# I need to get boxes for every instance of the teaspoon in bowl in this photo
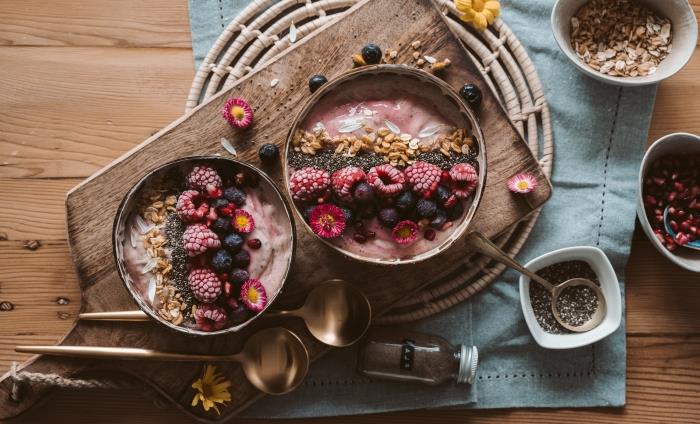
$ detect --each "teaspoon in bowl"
[465,232,606,332]
[16,327,308,395]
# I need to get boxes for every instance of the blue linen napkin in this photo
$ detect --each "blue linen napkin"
[187,0,655,417]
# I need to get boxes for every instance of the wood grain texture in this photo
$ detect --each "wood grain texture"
[1,0,700,422]
[0,0,191,47]
[0,0,551,420]
[0,46,194,179]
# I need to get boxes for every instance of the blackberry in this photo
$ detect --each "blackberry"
[230,268,249,285]
[223,186,247,206]
[459,84,482,109]
[223,233,244,253]
[361,43,382,64]
[416,199,438,219]
[378,208,399,228]
[258,143,279,163]
[353,182,375,204]
[395,191,415,211]
[446,201,465,221]
[211,250,233,274]
[212,217,232,235]
[308,74,328,93]
[232,250,251,268]
[429,209,447,229]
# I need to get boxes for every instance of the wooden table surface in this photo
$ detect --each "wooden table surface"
[0,1,698,423]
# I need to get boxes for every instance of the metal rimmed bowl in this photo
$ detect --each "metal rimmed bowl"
[284,65,487,265]
[113,156,297,336]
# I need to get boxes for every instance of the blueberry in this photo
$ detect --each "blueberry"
[429,209,447,229]
[459,84,482,108]
[446,201,465,221]
[232,250,251,268]
[229,302,253,324]
[212,198,229,210]
[340,207,354,223]
[361,43,382,64]
[258,143,279,163]
[230,268,250,285]
[434,185,451,207]
[223,233,244,253]
[308,74,328,93]
[357,205,377,219]
[378,208,399,228]
[395,191,415,211]
[302,204,316,222]
[416,199,438,219]
[211,250,233,274]
[212,217,232,235]
[353,182,375,204]
[223,186,246,206]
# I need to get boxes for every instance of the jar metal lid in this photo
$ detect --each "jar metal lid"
[457,345,478,384]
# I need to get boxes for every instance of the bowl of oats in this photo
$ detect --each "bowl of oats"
[551,0,697,86]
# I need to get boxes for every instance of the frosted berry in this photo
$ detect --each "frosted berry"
[176,190,210,223]
[183,224,221,257]
[188,268,222,303]
[395,191,416,211]
[331,166,366,203]
[405,161,442,199]
[367,164,405,197]
[378,207,400,228]
[222,233,244,253]
[230,268,249,285]
[211,250,233,274]
[416,199,438,219]
[449,163,478,198]
[186,165,223,198]
[194,304,227,332]
[211,217,231,235]
[223,186,246,206]
[289,167,331,202]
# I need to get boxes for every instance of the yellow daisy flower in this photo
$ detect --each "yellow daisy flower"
[455,0,501,31]
[191,365,232,415]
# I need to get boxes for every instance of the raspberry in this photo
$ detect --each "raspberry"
[188,268,222,303]
[331,166,366,203]
[367,164,405,197]
[183,223,221,257]
[289,167,331,202]
[405,161,442,199]
[187,165,223,198]
[449,163,478,198]
[194,304,227,332]
[176,190,210,223]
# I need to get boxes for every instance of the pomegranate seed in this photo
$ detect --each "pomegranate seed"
[364,231,376,239]
[247,238,262,249]
[353,233,367,243]
[424,229,436,241]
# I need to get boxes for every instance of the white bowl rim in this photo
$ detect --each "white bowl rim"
[636,132,700,273]
[519,245,622,349]
[550,0,698,87]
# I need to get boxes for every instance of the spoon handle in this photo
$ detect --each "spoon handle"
[15,345,236,362]
[79,310,149,321]
[465,232,555,291]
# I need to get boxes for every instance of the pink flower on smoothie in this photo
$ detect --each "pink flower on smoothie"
[391,220,419,245]
[240,279,267,312]
[506,173,538,194]
[222,98,253,129]
[232,210,255,233]
[309,204,346,239]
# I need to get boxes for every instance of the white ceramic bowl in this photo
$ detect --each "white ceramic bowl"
[636,132,700,272]
[551,0,697,86]
[519,246,622,349]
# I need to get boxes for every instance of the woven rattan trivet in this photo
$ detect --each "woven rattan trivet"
[185,0,554,323]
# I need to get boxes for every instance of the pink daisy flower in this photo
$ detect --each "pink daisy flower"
[222,98,253,129]
[232,209,255,233]
[506,173,538,194]
[309,204,346,239]
[240,279,267,312]
[392,220,419,245]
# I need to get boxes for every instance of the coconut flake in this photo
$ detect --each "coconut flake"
[141,258,157,275]
[220,137,237,156]
[423,55,437,64]
[418,124,443,138]
[313,121,325,132]
[129,227,139,248]
[270,78,279,87]
[384,119,401,134]
[147,277,157,303]
[338,121,364,133]
[289,21,297,43]
[134,215,154,234]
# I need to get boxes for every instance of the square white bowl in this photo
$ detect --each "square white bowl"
[519,246,622,349]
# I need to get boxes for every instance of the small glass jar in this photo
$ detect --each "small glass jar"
[357,329,478,385]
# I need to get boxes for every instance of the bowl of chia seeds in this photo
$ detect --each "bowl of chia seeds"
[519,246,622,349]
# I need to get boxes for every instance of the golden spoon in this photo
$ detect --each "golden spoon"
[80,279,372,347]
[15,327,308,395]
[465,232,606,332]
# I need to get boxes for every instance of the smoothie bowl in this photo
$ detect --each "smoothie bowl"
[113,157,296,336]
[285,65,486,265]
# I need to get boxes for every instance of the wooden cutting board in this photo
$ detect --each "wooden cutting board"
[0,0,551,421]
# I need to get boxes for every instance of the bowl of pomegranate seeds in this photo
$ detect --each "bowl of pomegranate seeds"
[113,157,296,335]
[638,132,700,272]
[284,65,486,265]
